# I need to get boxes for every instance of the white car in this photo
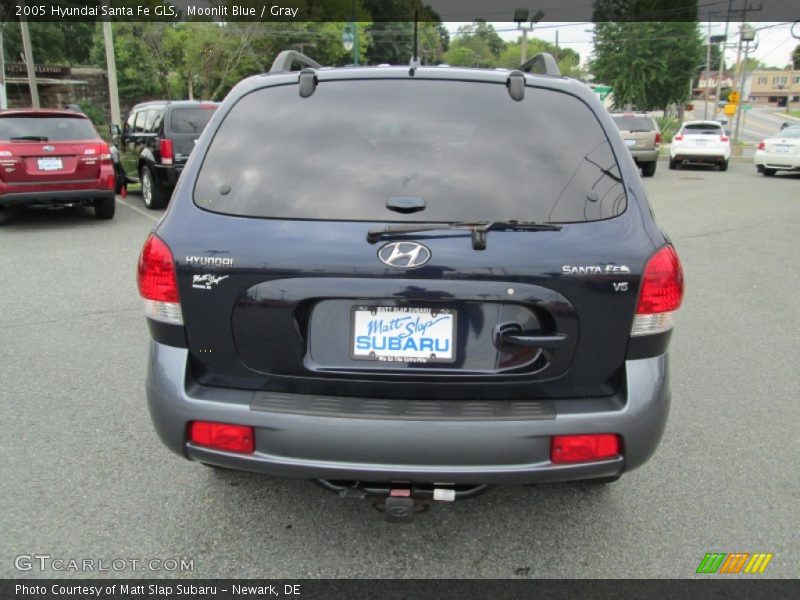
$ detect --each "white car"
[754,126,800,176]
[669,120,731,171]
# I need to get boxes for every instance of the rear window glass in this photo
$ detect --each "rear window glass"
[0,116,97,141]
[170,108,215,134]
[194,81,626,223]
[776,128,800,138]
[611,115,655,132]
[683,123,724,134]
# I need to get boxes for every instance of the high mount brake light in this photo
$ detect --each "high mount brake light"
[631,245,684,336]
[137,234,183,325]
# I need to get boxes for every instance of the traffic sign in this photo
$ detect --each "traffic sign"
[743,104,752,112]
[723,104,736,116]
[728,91,740,104]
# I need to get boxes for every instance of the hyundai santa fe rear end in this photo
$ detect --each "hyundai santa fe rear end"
[139,53,684,511]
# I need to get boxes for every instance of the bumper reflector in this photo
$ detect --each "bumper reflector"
[551,434,621,464]
[189,421,255,454]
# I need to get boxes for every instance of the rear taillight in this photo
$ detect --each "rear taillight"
[654,132,661,145]
[720,135,729,142]
[551,434,621,464]
[99,142,112,161]
[673,134,683,141]
[190,421,255,454]
[137,234,183,325]
[160,139,174,165]
[632,245,684,336]
[757,141,765,151]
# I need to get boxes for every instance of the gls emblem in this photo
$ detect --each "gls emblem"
[378,242,432,269]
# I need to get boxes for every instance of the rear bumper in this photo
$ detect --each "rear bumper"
[151,164,183,192]
[0,188,115,208]
[670,147,729,163]
[146,342,671,485]
[630,149,659,163]
[753,150,800,171]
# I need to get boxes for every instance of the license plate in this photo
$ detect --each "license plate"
[351,306,456,363]
[37,157,63,171]
[695,140,707,147]
[625,139,637,147]
[775,145,789,153]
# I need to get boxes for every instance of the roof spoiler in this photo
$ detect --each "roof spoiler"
[519,53,561,77]
[269,50,321,73]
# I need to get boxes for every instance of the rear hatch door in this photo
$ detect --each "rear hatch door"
[166,76,656,400]
[165,105,217,165]
[0,114,102,186]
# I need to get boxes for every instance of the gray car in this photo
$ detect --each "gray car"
[610,112,661,177]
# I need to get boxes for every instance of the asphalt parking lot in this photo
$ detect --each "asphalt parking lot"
[1,161,798,579]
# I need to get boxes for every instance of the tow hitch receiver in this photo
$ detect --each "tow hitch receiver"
[314,480,489,522]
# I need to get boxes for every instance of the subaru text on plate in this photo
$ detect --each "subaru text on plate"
[138,50,684,518]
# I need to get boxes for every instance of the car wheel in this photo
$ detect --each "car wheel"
[641,161,657,177]
[141,166,168,210]
[94,196,116,220]
[762,168,776,176]
[719,159,729,172]
[669,159,677,170]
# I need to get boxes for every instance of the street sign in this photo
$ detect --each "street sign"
[743,104,752,112]
[728,91,740,104]
[723,104,736,116]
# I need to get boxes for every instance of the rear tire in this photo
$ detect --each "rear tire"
[762,168,776,176]
[141,166,168,210]
[641,161,657,177]
[669,159,677,170]
[94,196,116,220]
[719,159,729,172]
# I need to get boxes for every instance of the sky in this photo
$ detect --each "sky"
[448,21,800,69]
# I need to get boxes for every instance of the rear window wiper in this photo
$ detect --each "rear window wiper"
[10,136,49,141]
[366,220,562,250]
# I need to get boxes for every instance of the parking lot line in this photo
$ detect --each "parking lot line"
[118,196,159,222]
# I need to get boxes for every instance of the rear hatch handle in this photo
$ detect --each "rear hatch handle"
[494,323,568,349]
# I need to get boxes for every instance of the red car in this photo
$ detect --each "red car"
[0,109,116,219]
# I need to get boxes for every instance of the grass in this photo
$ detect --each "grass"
[786,109,800,119]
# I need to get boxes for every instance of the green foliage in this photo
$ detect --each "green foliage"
[655,114,680,143]
[590,22,704,111]
[443,21,504,68]
[2,22,96,66]
[793,44,800,70]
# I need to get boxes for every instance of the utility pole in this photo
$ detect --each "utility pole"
[0,20,7,110]
[514,10,544,65]
[19,4,39,108]
[713,0,735,119]
[102,5,121,130]
[734,25,755,143]
[704,22,711,119]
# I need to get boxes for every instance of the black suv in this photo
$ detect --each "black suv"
[119,100,217,209]
[138,51,683,517]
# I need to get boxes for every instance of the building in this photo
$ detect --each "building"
[694,71,735,98]
[748,69,800,107]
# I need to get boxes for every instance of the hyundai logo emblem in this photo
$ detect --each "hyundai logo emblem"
[378,241,431,269]
[43,145,55,153]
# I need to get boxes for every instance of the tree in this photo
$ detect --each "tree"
[590,21,704,111]
[793,44,800,69]
[2,22,96,66]
[444,21,505,68]
[497,37,584,78]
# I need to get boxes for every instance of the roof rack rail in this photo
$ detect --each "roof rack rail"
[269,50,321,74]
[519,53,561,77]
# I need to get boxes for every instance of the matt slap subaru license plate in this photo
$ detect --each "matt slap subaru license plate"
[37,157,63,171]
[352,306,456,363]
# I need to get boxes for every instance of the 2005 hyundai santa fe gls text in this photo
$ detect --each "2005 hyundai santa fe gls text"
[138,51,684,516]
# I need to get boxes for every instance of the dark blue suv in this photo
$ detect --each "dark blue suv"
[137,51,683,513]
